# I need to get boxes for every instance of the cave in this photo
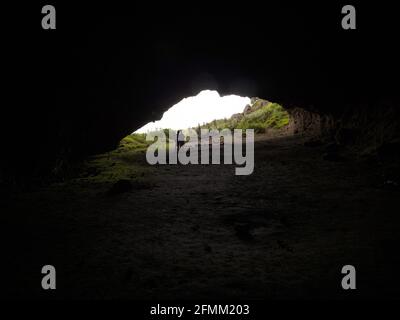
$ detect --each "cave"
[1,3,400,303]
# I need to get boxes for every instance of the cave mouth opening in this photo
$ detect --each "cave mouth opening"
[134,90,251,133]
[133,89,290,135]
[118,90,290,153]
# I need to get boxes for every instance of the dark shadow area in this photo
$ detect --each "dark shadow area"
[1,3,400,300]
[2,133,400,299]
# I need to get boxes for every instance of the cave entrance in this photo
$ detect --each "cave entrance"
[134,90,251,133]
[133,89,289,134]
[133,90,289,134]
[119,90,290,153]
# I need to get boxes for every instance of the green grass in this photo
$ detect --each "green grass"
[71,132,155,185]
[119,133,151,151]
[119,129,178,154]
[74,145,152,186]
[199,102,289,133]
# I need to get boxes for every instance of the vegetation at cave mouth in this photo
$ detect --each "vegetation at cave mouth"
[121,98,290,152]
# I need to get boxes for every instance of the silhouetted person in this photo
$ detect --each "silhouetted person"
[176,130,185,151]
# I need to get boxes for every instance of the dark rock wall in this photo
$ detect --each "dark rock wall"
[285,108,334,137]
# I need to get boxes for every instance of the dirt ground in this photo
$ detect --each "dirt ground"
[2,134,400,299]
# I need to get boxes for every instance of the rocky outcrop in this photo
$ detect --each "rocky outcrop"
[286,104,400,160]
[243,104,252,114]
[243,98,271,114]
[284,108,334,137]
[230,113,244,122]
[240,98,271,116]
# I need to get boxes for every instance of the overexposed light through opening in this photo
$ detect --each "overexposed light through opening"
[135,90,250,133]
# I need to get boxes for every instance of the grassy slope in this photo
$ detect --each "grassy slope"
[120,100,290,153]
[199,101,289,133]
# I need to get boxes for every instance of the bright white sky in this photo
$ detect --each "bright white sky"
[135,90,250,133]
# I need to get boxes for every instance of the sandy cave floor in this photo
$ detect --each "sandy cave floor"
[2,134,400,299]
